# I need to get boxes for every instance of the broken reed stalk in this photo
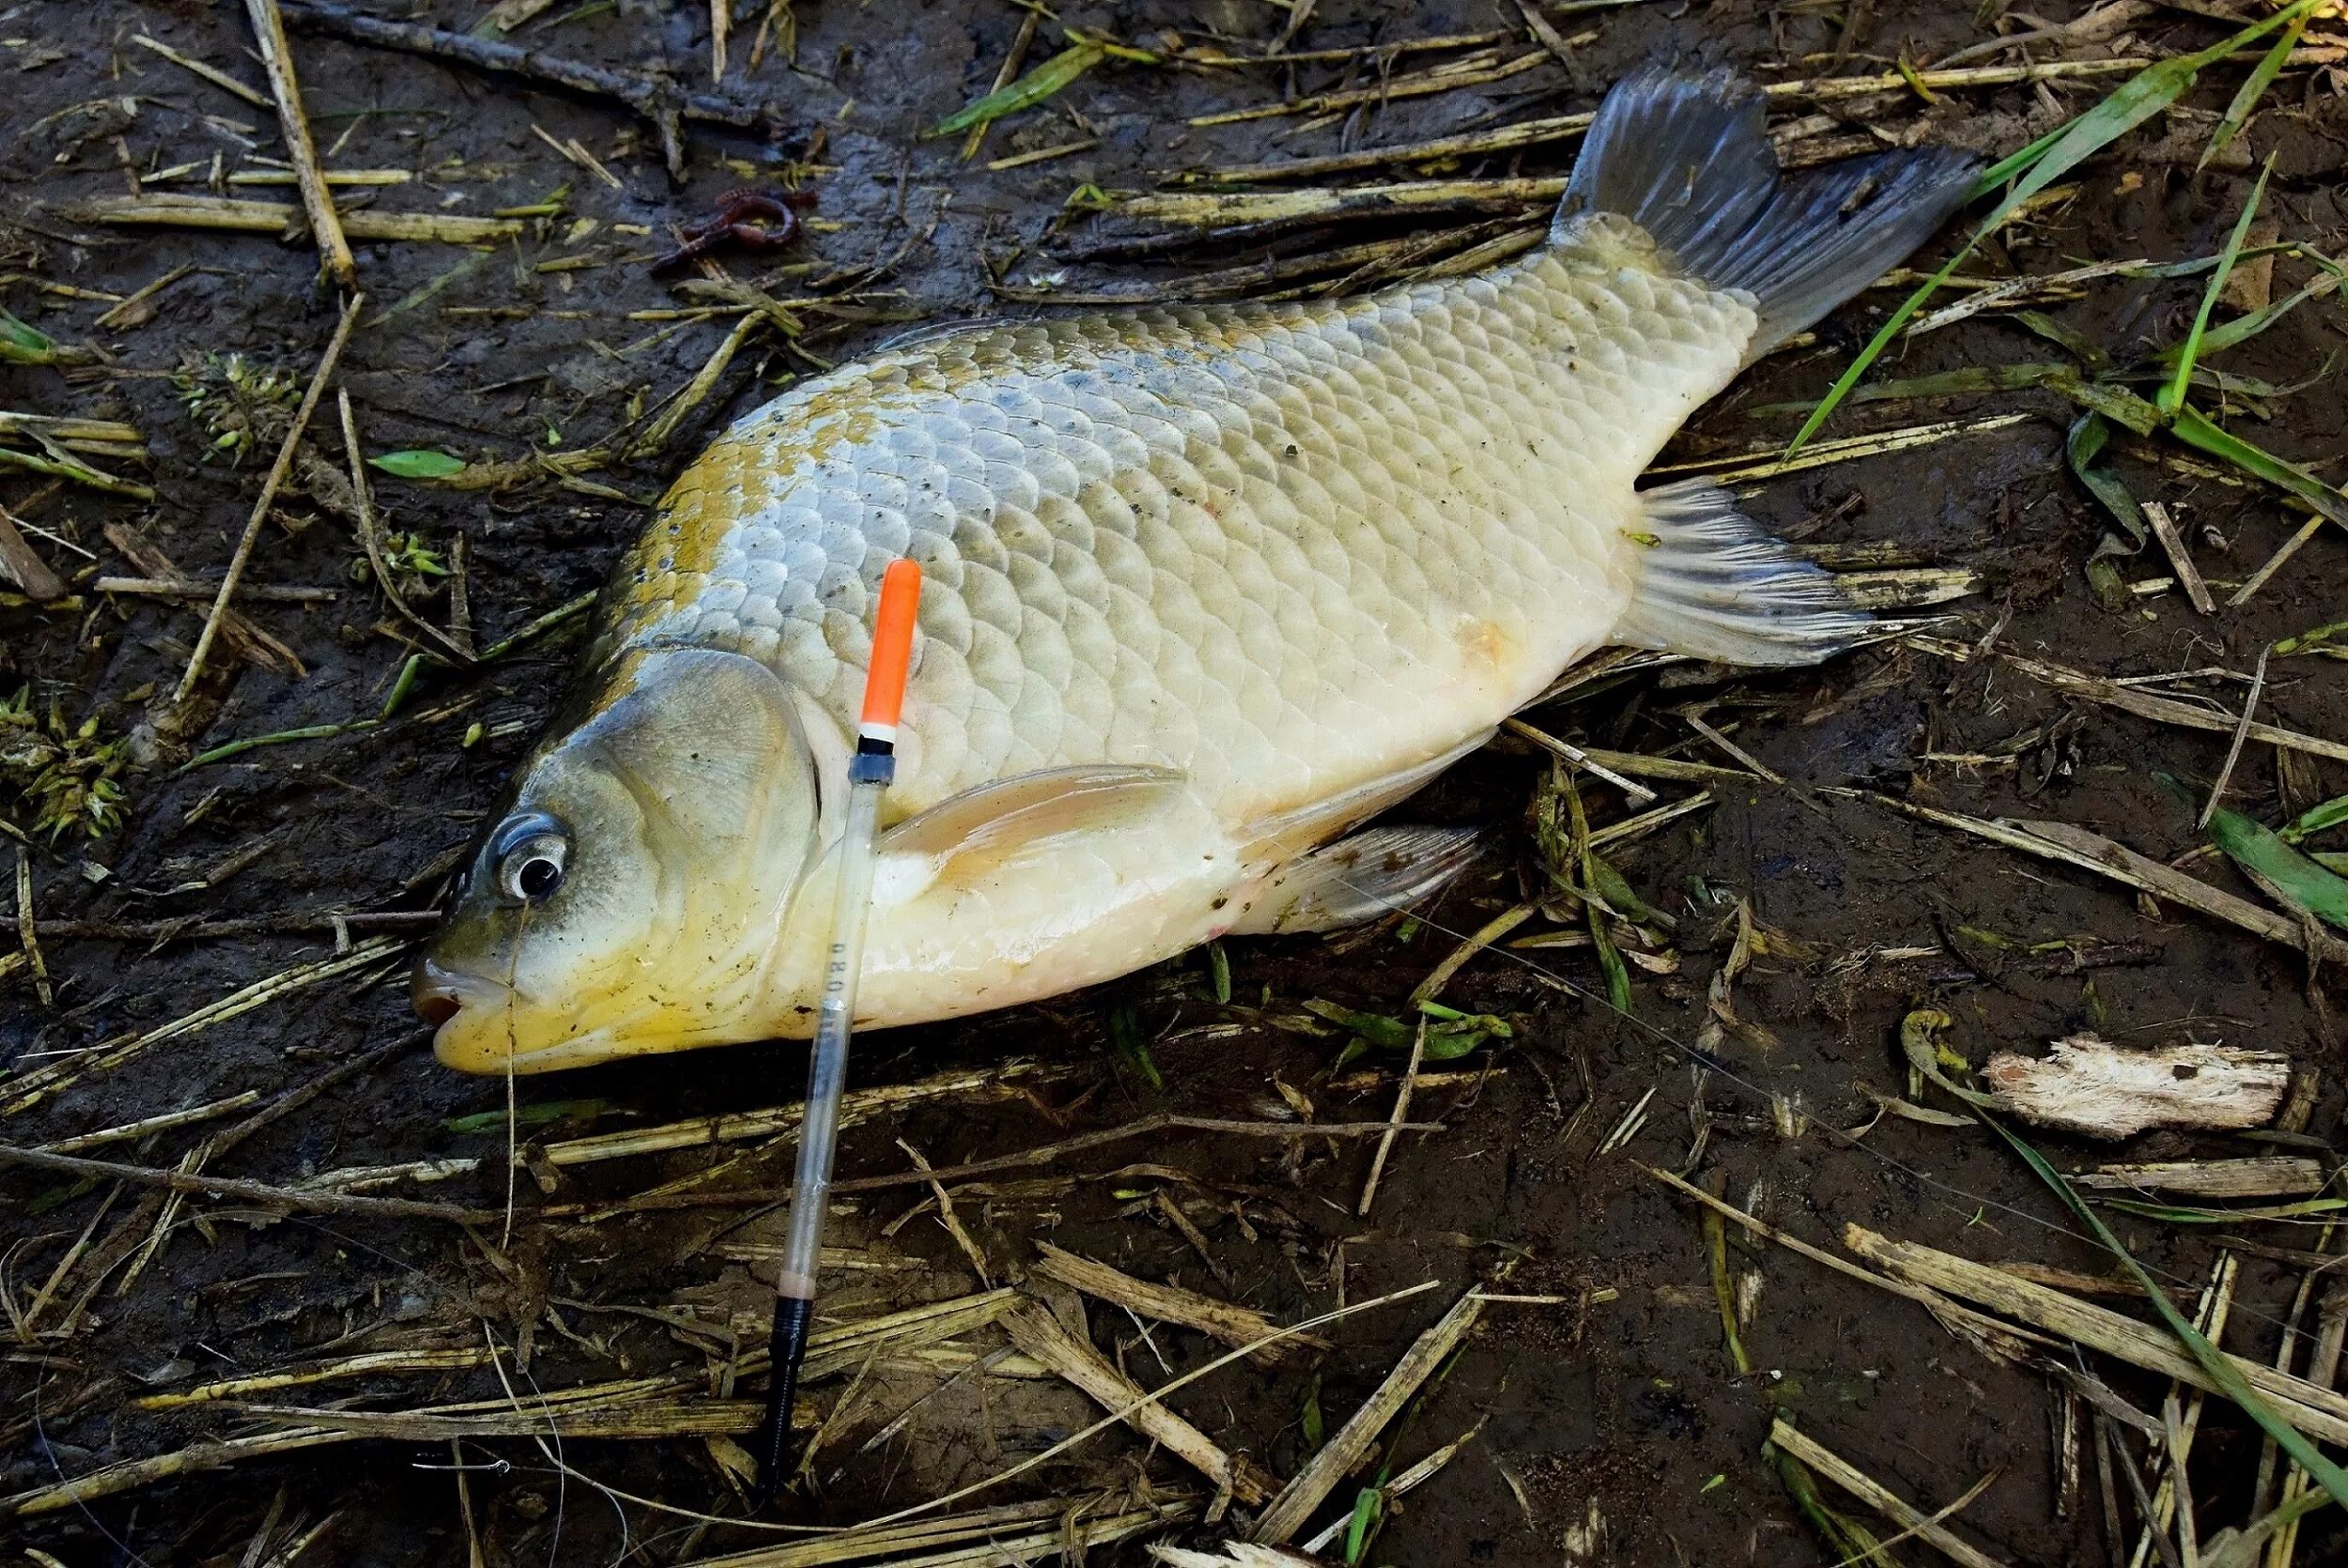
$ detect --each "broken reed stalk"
[0,501,65,600]
[1031,1240,1328,1361]
[2198,642,2269,829]
[1357,1016,1426,1216]
[2140,500,2216,615]
[1250,1291,1482,1544]
[1768,1421,2010,1568]
[1000,1300,1281,1504]
[174,291,362,704]
[337,388,472,664]
[0,1143,495,1223]
[245,0,354,286]
[1844,1225,2348,1447]
[274,0,783,178]
[74,193,523,244]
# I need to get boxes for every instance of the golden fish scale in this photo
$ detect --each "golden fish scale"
[601,220,1754,823]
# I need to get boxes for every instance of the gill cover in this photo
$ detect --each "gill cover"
[423,646,820,1072]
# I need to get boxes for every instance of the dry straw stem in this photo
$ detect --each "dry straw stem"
[0,502,64,600]
[2140,500,2216,614]
[1357,1016,1429,1216]
[1191,57,2146,183]
[103,523,304,678]
[1648,414,2033,485]
[337,388,472,664]
[564,1114,1443,1218]
[95,577,336,604]
[75,194,522,245]
[246,0,354,286]
[1918,638,2348,767]
[8,1290,1026,1515]
[1843,1225,2348,1447]
[1000,1300,1283,1503]
[175,291,363,703]
[1032,1240,1328,1362]
[37,1089,263,1154]
[0,935,404,1116]
[131,33,270,107]
[1642,1165,2060,1357]
[137,1347,502,1410]
[1767,1420,2009,1568]
[541,1058,1085,1166]
[1855,792,2348,966]
[1190,48,1551,126]
[688,1503,1193,1568]
[2073,1158,2325,1199]
[1250,1291,1482,1544]
[0,1144,495,1223]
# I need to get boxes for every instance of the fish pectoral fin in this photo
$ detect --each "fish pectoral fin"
[1614,478,1872,668]
[1227,824,1485,937]
[878,764,1191,883]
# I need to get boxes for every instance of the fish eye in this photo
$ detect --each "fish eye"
[489,811,570,906]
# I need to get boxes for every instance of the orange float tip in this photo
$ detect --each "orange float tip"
[858,558,922,739]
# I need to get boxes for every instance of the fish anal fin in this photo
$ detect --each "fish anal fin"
[1227,824,1484,937]
[1614,478,1870,668]
[879,764,1189,884]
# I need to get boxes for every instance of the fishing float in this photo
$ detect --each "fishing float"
[752,555,922,1502]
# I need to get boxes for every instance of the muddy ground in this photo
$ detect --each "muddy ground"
[4,1,2346,1563]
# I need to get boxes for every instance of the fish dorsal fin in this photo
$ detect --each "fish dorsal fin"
[880,765,1190,878]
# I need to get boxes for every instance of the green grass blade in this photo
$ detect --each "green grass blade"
[2170,405,2348,529]
[2064,410,2148,545]
[2099,1195,2348,1224]
[2201,8,2309,171]
[1785,0,2325,457]
[2281,793,2348,842]
[927,43,1104,138]
[2205,803,2348,933]
[1982,1108,2348,1511]
[2159,156,2273,418]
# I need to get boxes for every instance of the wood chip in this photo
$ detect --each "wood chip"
[1983,1036,2289,1140]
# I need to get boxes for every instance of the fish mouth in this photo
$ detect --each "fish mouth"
[410,958,535,1071]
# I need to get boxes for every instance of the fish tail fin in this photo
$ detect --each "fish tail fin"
[1556,67,1979,356]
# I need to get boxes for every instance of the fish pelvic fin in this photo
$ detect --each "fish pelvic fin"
[1555,67,1979,357]
[1227,824,1485,937]
[1614,479,1870,667]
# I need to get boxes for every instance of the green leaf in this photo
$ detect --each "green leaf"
[2169,405,2348,530]
[1982,1109,2348,1513]
[368,449,469,480]
[1207,939,1231,1005]
[2281,793,2348,844]
[0,307,57,365]
[1300,1374,1325,1448]
[2202,8,2309,171]
[1341,1486,1383,1568]
[1106,1004,1165,1090]
[927,43,1104,138]
[1303,999,1415,1051]
[443,1098,610,1134]
[2159,155,2272,418]
[2063,411,2145,545]
[1784,0,2325,457]
[2205,805,2348,933]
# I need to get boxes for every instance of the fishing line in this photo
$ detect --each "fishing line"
[1324,865,2326,1350]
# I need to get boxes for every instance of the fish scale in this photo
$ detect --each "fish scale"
[600,218,1751,825]
[418,67,1984,1072]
